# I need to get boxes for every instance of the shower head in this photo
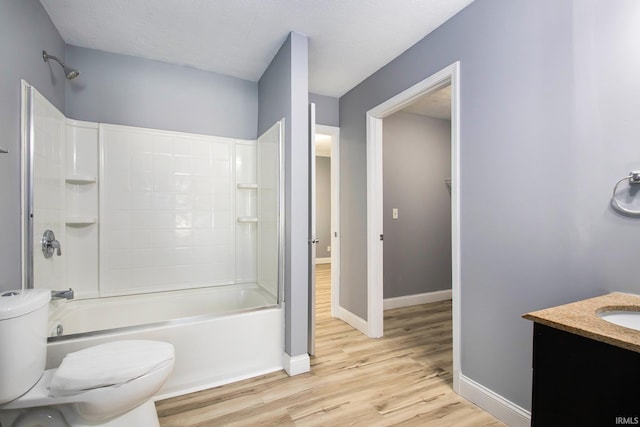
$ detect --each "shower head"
[42,50,79,80]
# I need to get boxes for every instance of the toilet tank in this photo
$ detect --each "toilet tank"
[0,289,51,404]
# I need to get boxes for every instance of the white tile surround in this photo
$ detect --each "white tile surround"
[54,120,264,299]
[28,98,278,301]
[101,125,230,295]
[235,141,258,284]
[65,120,99,298]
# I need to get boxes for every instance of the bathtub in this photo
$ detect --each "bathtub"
[45,284,284,399]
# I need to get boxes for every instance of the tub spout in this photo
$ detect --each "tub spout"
[52,288,74,300]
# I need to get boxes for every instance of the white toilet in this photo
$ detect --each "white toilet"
[0,289,175,427]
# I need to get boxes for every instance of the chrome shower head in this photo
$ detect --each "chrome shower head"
[42,50,80,80]
[64,67,79,80]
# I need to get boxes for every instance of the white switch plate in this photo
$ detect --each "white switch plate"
[392,208,398,219]
[327,246,331,252]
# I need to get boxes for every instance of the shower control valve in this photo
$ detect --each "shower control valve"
[42,229,62,258]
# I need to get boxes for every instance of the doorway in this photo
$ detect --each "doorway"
[309,124,340,355]
[365,62,461,392]
[315,124,340,317]
[382,87,452,309]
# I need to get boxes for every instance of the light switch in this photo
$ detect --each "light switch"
[327,246,331,252]
[392,208,399,219]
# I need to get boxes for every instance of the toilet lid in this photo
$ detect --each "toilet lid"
[49,340,174,395]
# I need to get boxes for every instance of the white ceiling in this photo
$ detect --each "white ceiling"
[39,0,473,98]
[315,134,332,157]
[402,85,451,120]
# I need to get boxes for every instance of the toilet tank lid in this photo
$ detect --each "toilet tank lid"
[0,289,50,320]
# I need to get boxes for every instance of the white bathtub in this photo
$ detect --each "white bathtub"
[45,284,284,399]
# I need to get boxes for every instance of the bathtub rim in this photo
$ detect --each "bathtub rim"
[47,303,279,343]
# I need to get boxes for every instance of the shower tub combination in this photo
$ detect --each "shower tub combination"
[46,285,283,398]
[22,83,286,399]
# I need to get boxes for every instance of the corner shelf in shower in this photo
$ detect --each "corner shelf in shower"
[66,175,97,185]
[237,183,258,189]
[65,217,97,226]
[237,217,258,223]
[0,146,8,154]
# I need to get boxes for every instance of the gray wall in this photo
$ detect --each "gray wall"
[258,32,309,357]
[309,93,339,127]
[337,0,640,411]
[316,156,331,259]
[383,112,451,299]
[65,45,258,140]
[0,0,66,292]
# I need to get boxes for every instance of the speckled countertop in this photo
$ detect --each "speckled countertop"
[523,292,640,353]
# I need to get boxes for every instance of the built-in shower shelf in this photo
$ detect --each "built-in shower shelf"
[66,175,96,185]
[237,183,258,189]
[237,217,258,223]
[65,217,97,226]
[0,146,8,154]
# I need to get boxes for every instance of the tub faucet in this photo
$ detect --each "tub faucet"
[52,288,74,300]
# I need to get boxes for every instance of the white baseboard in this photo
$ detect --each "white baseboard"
[335,305,369,336]
[315,257,331,264]
[283,353,310,376]
[383,289,452,310]
[459,374,531,427]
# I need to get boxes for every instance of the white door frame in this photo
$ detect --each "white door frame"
[308,104,317,356]
[366,62,461,392]
[315,124,340,318]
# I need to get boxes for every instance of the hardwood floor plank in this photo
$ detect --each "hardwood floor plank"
[157,264,504,426]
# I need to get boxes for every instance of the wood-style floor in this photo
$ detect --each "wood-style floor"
[156,264,504,426]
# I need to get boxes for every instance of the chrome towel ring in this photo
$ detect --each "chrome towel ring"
[611,171,640,216]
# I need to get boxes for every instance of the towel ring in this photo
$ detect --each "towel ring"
[611,171,640,216]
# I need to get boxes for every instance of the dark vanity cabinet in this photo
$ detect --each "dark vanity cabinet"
[531,323,640,426]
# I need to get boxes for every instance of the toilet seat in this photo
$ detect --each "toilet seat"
[49,340,174,396]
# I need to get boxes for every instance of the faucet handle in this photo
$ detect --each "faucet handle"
[52,239,62,256]
[42,230,62,259]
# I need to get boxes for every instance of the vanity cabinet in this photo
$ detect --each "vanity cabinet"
[531,323,640,426]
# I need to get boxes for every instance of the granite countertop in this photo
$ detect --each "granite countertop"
[523,292,640,353]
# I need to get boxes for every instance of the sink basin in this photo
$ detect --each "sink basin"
[598,310,640,332]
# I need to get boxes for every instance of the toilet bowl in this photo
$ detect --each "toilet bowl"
[0,290,175,427]
[1,340,174,427]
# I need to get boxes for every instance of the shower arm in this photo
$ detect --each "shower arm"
[42,50,79,80]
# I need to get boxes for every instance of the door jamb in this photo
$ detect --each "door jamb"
[365,62,461,392]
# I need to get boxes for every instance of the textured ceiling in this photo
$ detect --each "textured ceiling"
[403,85,452,120]
[39,0,473,97]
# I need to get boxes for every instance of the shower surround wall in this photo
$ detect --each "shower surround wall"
[56,119,266,299]
[64,120,99,297]
[101,125,236,296]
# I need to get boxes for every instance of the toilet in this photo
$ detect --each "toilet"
[0,289,175,427]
